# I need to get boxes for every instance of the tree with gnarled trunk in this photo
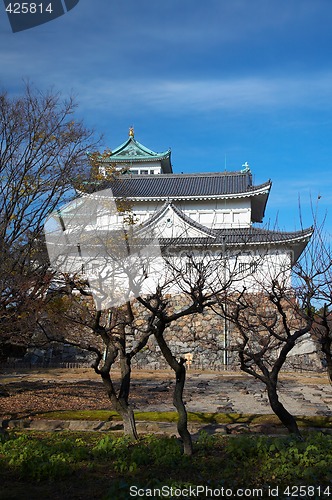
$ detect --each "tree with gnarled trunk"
[201,216,332,437]
[38,287,154,440]
[88,302,152,440]
[211,271,315,437]
[136,250,240,455]
[0,84,98,361]
[208,237,322,436]
[293,218,332,385]
[137,290,199,456]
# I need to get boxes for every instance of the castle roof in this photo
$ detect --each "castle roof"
[90,171,271,223]
[134,201,313,263]
[103,133,172,173]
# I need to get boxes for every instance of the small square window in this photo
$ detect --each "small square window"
[239,262,257,274]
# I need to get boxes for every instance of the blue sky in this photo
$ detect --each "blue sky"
[1,1,332,233]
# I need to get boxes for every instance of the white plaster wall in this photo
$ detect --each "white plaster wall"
[178,199,250,212]
[237,250,292,292]
[130,198,252,228]
[117,160,162,173]
[138,247,292,296]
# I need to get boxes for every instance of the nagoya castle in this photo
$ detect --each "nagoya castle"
[81,127,316,370]
[98,127,311,279]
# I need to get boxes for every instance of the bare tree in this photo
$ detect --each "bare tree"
[137,287,200,456]
[201,223,332,438]
[293,217,332,384]
[42,179,156,439]
[212,280,314,437]
[136,248,240,455]
[39,286,153,440]
[0,84,98,360]
[311,307,332,384]
[41,249,222,448]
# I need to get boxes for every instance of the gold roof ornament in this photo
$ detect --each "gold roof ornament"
[129,126,134,138]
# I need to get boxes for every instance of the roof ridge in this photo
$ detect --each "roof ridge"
[215,226,313,239]
[170,203,216,237]
[109,136,171,159]
[135,202,216,239]
[135,201,171,231]
[120,170,252,178]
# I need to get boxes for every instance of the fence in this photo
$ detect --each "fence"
[3,356,324,374]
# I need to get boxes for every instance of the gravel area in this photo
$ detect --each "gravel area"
[1,368,332,420]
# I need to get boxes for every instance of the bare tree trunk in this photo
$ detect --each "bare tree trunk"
[101,372,138,440]
[92,312,139,441]
[118,330,138,440]
[173,359,193,456]
[154,327,193,456]
[266,380,302,437]
[311,306,332,386]
[122,407,138,439]
[325,352,332,386]
[321,332,332,386]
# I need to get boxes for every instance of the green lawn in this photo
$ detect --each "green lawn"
[36,409,332,429]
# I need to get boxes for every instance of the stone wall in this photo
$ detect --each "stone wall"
[131,294,322,372]
[14,293,323,372]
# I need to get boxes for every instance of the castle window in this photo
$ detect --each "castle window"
[239,261,258,275]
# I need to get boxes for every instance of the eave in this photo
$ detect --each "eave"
[121,182,271,202]
[110,136,170,159]
[159,227,313,263]
[103,136,172,173]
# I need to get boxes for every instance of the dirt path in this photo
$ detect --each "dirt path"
[1,367,332,420]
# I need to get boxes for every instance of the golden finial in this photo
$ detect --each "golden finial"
[129,126,134,138]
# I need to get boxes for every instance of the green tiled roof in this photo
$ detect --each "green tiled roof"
[103,136,172,172]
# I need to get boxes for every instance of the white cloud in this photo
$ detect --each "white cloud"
[76,73,332,115]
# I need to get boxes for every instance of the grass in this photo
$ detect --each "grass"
[1,430,332,500]
[33,409,332,430]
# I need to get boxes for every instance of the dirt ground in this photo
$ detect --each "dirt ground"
[1,367,331,420]
[0,367,172,419]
